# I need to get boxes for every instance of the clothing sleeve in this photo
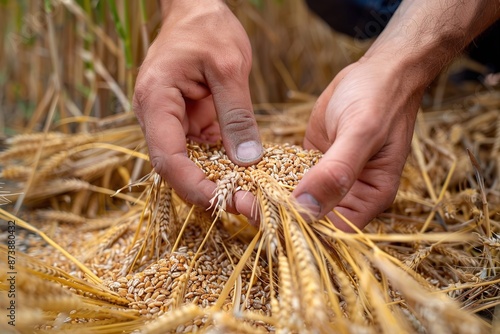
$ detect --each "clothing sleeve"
[305,0,401,39]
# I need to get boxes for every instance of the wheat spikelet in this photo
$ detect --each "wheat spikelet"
[141,304,202,334]
[331,259,364,323]
[258,189,281,260]
[44,318,142,333]
[34,150,71,182]
[128,172,179,268]
[252,168,294,207]
[210,311,269,334]
[433,244,481,268]
[371,250,486,334]
[0,133,96,162]
[120,237,145,276]
[73,155,125,180]
[158,183,176,250]
[0,308,44,334]
[258,198,281,327]
[276,251,299,333]
[209,171,239,217]
[363,276,407,334]
[84,218,133,261]
[286,220,329,333]
[61,308,139,321]
[23,178,90,202]
[168,272,188,311]
[0,165,32,180]
[0,265,136,333]
[0,137,66,161]
[5,132,66,146]
[3,249,129,306]
[36,209,87,224]
[349,247,409,333]
[403,246,432,269]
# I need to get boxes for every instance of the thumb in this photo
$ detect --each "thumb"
[209,75,263,167]
[293,126,378,221]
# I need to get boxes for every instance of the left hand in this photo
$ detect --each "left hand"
[293,56,424,231]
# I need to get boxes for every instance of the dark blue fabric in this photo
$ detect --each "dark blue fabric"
[305,0,499,73]
[352,0,401,14]
[305,0,402,39]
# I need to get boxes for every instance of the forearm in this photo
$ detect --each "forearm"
[364,0,500,88]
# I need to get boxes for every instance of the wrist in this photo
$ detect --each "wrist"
[160,0,226,20]
[363,1,500,89]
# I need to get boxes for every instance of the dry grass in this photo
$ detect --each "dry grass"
[1,91,499,332]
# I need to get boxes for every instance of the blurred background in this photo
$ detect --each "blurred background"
[0,0,497,145]
[0,0,360,135]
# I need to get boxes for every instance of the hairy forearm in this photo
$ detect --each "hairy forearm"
[365,0,500,87]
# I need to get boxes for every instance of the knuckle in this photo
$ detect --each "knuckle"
[320,160,355,197]
[380,178,400,207]
[211,53,250,79]
[150,154,210,209]
[355,116,384,139]
[366,173,400,215]
[220,108,256,132]
[150,155,168,179]
[132,88,146,115]
[182,191,201,208]
[132,74,154,116]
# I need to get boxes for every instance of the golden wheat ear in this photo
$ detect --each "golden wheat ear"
[0,246,142,333]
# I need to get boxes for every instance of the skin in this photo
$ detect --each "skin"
[134,0,500,231]
[133,1,261,218]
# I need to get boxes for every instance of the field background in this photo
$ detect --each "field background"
[0,1,499,333]
[0,0,357,135]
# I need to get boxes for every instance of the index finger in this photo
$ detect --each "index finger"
[136,87,216,208]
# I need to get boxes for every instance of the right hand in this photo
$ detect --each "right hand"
[133,0,262,219]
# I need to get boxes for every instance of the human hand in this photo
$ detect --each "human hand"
[292,0,500,231]
[293,57,425,231]
[133,0,262,218]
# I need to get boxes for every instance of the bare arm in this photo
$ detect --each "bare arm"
[369,0,500,85]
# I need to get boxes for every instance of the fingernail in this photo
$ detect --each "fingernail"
[296,193,321,218]
[236,141,262,163]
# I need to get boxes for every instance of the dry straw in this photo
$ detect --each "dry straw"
[1,90,499,332]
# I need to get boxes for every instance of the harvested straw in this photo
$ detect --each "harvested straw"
[1,90,499,332]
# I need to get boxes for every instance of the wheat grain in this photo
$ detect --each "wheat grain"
[188,141,321,194]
